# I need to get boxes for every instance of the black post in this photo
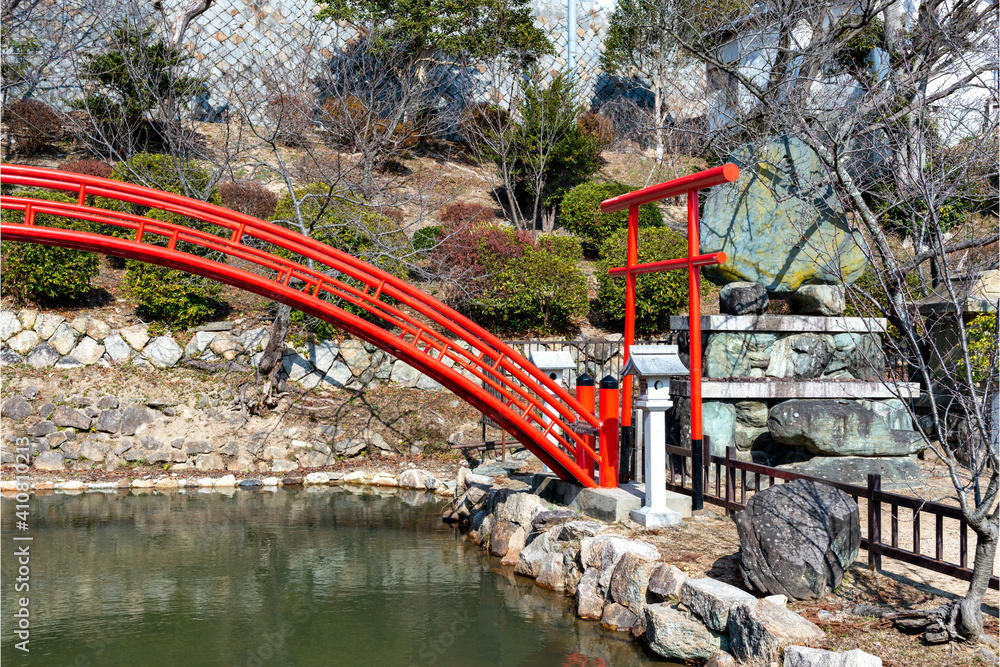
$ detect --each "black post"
[619,425,634,484]
[691,434,703,511]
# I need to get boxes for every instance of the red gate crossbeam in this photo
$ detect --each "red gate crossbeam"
[601,163,739,494]
[1,165,603,485]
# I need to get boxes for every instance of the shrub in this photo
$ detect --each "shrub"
[459,103,511,142]
[5,99,62,155]
[439,202,495,225]
[320,95,417,151]
[433,222,588,333]
[597,226,695,334]
[219,181,278,220]
[963,313,998,384]
[560,180,664,250]
[412,226,441,252]
[59,159,113,179]
[375,206,404,225]
[266,94,313,147]
[100,153,224,326]
[1,190,100,303]
[577,112,616,145]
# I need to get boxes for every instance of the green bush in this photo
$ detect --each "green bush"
[435,223,588,333]
[1,190,100,303]
[560,180,664,250]
[270,183,408,339]
[99,153,224,327]
[412,226,441,252]
[597,226,696,334]
[963,313,998,384]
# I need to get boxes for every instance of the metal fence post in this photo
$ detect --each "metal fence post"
[725,446,736,516]
[867,473,882,571]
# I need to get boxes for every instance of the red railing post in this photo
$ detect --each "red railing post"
[598,375,620,488]
[575,373,596,480]
[688,188,704,511]
[623,203,638,430]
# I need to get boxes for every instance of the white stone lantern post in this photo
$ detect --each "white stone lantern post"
[621,345,688,528]
[529,350,576,474]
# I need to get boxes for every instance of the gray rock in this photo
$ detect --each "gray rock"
[767,334,836,379]
[308,340,339,374]
[0,348,24,365]
[720,282,769,315]
[397,469,438,490]
[531,509,579,533]
[239,328,269,353]
[195,453,224,470]
[97,395,118,410]
[33,313,65,340]
[736,401,769,428]
[515,531,555,578]
[735,479,860,600]
[22,386,40,400]
[297,451,329,468]
[185,441,214,455]
[607,551,655,615]
[705,333,777,378]
[600,602,638,632]
[7,330,40,354]
[52,405,91,430]
[17,309,37,330]
[706,650,739,667]
[778,456,923,489]
[78,442,106,462]
[535,550,565,590]
[389,360,421,387]
[0,310,22,341]
[145,336,183,368]
[768,400,924,456]
[789,285,846,316]
[702,402,736,457]
[146,449,173,464]
[209,332,241,360]
[25,343,59,368]
[783,646,883,667]
[2,396,32,420]
[339,339,371,376]
[644,603,723,663]
[95,409,122,434]
[576,568,604,619]
[416,374,443,391]
[848,335,885,380]
[681,577,756,632]
[27,421,57,437]
[489,521,524,558]
[581,536,660,594]
[69,337,105,365]
[85,318,111,341]
[103,333,132,363]
[120,407,155,436]
[120,324,150,351]
[499,492,548,528]
[702,136,867,292]
[49,323,79,355]
[728,599,825,665]
[323,360,353,387]
[648,563,687,601]
[282,351,314,381]
[33,450,65,471]
[39,403,54,418]
[55,356,83,369]
[334,439,365,457]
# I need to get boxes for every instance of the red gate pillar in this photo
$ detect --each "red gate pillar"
[575,374,596,480]
[598,376,619,488]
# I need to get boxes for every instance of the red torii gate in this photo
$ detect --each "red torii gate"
[600,163,740,505]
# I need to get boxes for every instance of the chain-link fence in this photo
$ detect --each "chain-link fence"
[3,0,658,120]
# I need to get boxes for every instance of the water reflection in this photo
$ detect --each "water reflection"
[1,487,666,666]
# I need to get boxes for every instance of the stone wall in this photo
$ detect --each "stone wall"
[0,308,447,392]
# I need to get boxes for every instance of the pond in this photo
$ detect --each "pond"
[1,487,670,666]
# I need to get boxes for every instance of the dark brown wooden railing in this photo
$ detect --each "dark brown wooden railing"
[665,444,999,591]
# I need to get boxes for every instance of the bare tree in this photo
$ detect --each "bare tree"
[659,0,998,642]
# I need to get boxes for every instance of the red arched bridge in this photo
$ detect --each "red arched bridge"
[0,164,603,487]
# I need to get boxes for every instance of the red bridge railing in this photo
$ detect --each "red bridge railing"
[0,164,602,487]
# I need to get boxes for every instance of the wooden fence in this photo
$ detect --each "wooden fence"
[665,444,999,591]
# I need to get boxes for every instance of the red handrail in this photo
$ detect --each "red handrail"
[0,164,602,487]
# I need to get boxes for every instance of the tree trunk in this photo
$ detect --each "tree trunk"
[253,303,292,412]
[958,528,998,640]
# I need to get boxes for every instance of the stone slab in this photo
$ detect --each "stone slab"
[529,474,645,523]
[670,315,886,334]
[669,380,920,400]
[621,481,692,517]
[630,506,684,528]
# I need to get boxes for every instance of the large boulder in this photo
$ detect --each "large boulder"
[777,456,923,489]
[728,599,825,665]
[681,577,756,632]
[768,400,925,456]
[705,333,777,378]
[580,536,660,594]
[720,282,769,315]
[783,646,882,667]
[644,603,724,663]
[766,334,836,379]
[735,479,860,600]
[607,551,656,615]
[701,135,868,292]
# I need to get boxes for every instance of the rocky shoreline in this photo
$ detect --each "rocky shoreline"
[444,470,884,667]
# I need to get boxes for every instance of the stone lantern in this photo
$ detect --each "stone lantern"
[620,345,688,527]
[529,350,576,474]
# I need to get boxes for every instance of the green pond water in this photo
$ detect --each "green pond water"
[1,487,670,666]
